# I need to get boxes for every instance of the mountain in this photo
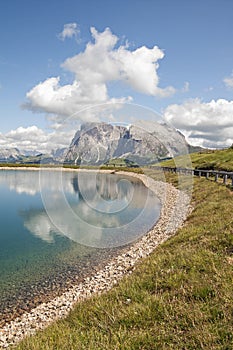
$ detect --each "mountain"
[0,148,23,163]
[65,121,194,166]
[0,147,68,164]
[21,150,42,157]
[51,148,69,162]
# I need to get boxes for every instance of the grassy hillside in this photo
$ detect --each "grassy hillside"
[13,171,233,350]
[158,146,233,172]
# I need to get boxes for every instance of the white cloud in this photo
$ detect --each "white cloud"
[1,126,74,152]
[164,98,233,148]
[58,22,80,41]
[6,125,47,142]
[24,27,175,122]
[223,73,233,88]
[62,26,175,97]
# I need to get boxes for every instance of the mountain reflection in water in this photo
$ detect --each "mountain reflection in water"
[1,170,161,248]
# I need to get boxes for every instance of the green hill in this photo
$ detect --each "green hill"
[103,158,139,168]
[158,146,233,172]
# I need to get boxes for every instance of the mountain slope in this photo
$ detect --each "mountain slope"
[159,146,233,172]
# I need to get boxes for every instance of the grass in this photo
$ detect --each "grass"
[0,163,62,168]
[0,163,144,174]
[12,170,233,350]
[158,147,233,172]
[0,163,42,168]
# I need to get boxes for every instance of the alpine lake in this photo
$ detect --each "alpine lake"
[0,169,161,326]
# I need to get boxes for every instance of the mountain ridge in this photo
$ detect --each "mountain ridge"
[0,122,202,165]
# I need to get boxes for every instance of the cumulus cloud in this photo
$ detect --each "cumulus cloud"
[0,126,74,152]
[164,98,233,148]
[24,27,175,122]
[223,73,233,88]
[58,22,80,41]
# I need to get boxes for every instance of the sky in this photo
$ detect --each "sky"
[0,0,233,152]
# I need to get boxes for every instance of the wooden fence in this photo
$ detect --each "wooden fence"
[150,166,233,187]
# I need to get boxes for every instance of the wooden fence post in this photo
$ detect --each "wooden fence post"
[223,174,227,185]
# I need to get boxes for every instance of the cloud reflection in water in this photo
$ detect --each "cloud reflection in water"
[3,170,161,248]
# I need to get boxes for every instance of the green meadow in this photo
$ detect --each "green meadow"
[159,146,233,172]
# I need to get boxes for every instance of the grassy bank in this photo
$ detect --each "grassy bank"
[0,163,143,174]
[159,147,233,172]
[11,171,233,350]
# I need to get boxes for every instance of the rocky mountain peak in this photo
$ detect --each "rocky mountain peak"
[65,121,190,165]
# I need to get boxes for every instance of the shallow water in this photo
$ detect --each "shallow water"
[0,169,161,324]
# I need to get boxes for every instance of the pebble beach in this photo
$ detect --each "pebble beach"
[0,169,192,349]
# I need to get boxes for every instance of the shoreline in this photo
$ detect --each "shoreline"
[0,169,192,349]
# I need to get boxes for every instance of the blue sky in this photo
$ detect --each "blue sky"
[0,0,233,151]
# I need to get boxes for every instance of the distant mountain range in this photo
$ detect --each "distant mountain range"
[0,122,202,165]
[0,148,22,163]
[0,147,68,164]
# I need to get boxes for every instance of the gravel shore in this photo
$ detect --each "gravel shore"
[0,170,192,349]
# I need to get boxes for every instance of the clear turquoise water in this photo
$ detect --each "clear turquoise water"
[0,169,161,324]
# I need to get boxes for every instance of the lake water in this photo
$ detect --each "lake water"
[0,169,161,325]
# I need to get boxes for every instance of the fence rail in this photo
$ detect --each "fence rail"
[150,166,233,186]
